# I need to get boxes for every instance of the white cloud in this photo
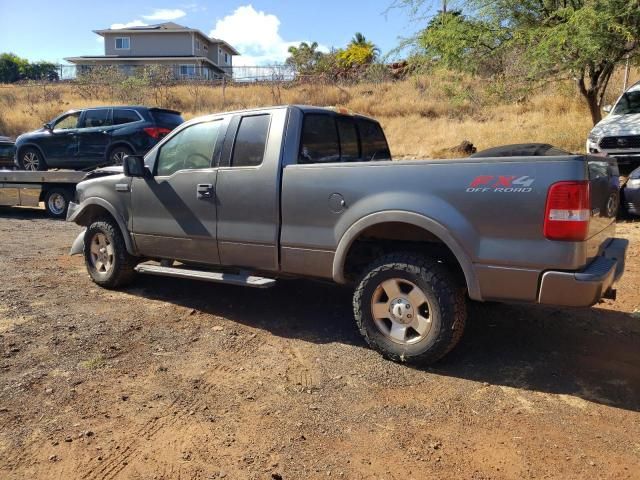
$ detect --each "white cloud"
[110,20,148,29]
[209,5,326,66]
[142,9,187,21]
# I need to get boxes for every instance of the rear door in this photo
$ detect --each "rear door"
[77,108,112,163]
[214,108,286,271]
[130,118,227,263]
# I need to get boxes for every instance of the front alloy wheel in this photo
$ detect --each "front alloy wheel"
[84,219,138,288]
[20,149,44,171]
[89,232,114,275]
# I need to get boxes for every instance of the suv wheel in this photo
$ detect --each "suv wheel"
[19,147,47,171]
[109,146,133,166]
[353,252,467,365]
[44,188,71,219]
[84,218,138,288]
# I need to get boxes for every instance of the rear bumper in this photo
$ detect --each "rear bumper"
[537,238,628,307]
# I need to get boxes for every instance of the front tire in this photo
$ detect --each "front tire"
[353,253,466,365]
[19,147,47,171]
[44,188,72,219]
[84,218,138,288]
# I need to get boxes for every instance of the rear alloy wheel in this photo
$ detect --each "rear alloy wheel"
[44,188,71,219]
[353,253,467,365]
[19,148,47,171]
[109,146,133,166]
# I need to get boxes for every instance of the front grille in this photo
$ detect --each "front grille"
[600,135,640,149]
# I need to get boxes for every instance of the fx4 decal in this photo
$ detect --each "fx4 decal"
[467,175,535,193]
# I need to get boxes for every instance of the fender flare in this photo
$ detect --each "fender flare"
[332,210,482,301]
[68,197,136,255]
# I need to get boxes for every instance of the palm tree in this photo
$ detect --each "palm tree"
[349,33,381,59]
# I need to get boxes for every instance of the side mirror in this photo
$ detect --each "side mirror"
[43,123,52,131]
[603,105,612,113]
[123,155,149,178]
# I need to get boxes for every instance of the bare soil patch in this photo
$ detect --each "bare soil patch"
[1,207,639,479]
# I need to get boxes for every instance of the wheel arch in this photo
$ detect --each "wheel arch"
[105,141,136,162]
[332,211,482,301]
[17,143,47,163]
[69,198,136,255]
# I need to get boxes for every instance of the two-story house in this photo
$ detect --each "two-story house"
[65,22,239,79]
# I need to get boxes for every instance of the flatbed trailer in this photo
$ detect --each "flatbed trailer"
[0,169,87,218]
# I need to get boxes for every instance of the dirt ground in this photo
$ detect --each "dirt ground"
[0,207,639,480]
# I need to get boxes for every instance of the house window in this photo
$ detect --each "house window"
[115,37,130,50]
[179,64,196,78]
[224,53,229,63]
[195,39,200,51]
[203,44,208,51]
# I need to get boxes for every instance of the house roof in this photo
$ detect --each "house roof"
[93,22,240,55]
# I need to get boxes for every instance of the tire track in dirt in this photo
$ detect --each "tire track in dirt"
[81,334,260,480]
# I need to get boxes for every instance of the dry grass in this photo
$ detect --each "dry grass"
[0,68,637,158]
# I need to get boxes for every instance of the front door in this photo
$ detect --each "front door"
[130,118,227,264]
[77,108,112,164]
[39,111,81,163]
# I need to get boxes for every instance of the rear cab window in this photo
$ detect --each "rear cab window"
[299,113,391,164]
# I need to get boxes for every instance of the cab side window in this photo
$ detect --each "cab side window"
[231,115,271,167]
[156,121,222,176]
[113,109,141,125]
[80,109,111,129]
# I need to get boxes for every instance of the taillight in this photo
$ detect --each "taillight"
[144,127,171,139]
[544,181,590,241]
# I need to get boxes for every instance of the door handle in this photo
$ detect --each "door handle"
[196,183,214,199]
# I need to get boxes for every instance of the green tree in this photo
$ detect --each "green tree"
[286,42,324,75]
[397,0,640,124]
[336,33,381,70]
[0,53,28,83]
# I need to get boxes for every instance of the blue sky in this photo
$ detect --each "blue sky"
[0,1,441,65]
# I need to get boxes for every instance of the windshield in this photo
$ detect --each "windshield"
[613,90,640,115]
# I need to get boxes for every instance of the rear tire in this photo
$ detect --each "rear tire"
[84,218,138,289]
[44,188,71,219]
[108,145,133,166]
[353,252,466,365]
[18,147,47,171]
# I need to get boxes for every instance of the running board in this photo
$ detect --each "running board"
[134,264,276,288]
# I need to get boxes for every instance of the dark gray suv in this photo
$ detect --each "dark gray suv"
[15,106,183,171]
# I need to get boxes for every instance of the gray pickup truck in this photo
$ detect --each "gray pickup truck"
[67,105,628,364]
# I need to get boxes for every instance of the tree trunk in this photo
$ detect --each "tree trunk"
[577,74,603,125]
[585,89,602,125]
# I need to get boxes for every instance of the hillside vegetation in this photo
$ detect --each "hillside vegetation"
[0,68,636,159]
